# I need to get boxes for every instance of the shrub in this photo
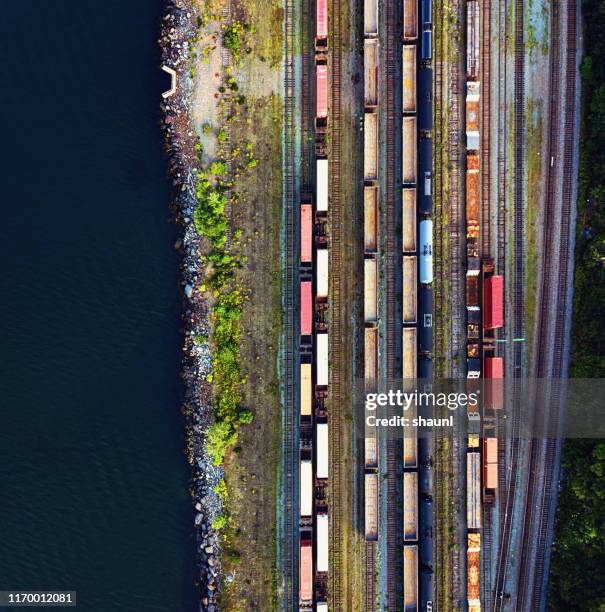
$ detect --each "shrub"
[211,514,228,530]
[238,409,253,424]
[206,421,238,466]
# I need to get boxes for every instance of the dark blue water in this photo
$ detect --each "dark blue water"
[0,2,196,610]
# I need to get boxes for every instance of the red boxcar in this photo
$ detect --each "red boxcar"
[300,282,313,336]
[316,0,327,44]
[483,275,504,329]
[316,65,328,119]
[300,542,313,602]
[301,204,313,263]
[484,356,504,409]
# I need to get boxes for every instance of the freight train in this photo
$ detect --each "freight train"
[298,1,331,608]
[464,2,505,610]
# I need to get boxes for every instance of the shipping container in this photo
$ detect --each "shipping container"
[301,363,312,416]
[316,0,328,44]
[419,220,433,284]
[365,258,378,322]
[316,64,328,119]
[485,356,504,409]
[364,186,378,252]
[404,472,418,541]
[404,435,418,468]
[466,82,480,150]
[466,167,479,227]
[403,256,418,323]
[467,533,481,606]
[402,188,417,252]
[364,0,378,36]
[316,513,329,572]
[365,327,378,391]
[467,451,481,529]
[466,275,479,310]
[365,473,378,541]
[402,327,417,379]
[483,275,504,329]
[317,422,329,479]
[467,1,480,80]
[317,159,329,212]
[365,434,378,468]
[402,45,417,113]
[404,545,419,612]
[364,40,378,107]
[403,0,418,40]
[316,248,329,299]
[301,204,313,263]
[300,542,313,602]
[301,281,313,335]
[316,332,329,386]
[402,116,417,184]
[484,460,498,490]
[364,112,378,181]
[300,459,313,516]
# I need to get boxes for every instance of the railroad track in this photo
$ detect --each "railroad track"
[383,0,400,607]
[282,0,298,607]
[492,0,525,607]
[516,1,577,609]
[328,0,344,608]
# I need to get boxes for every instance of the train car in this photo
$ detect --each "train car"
[466,451,481,529]
[467,533,481,611]
[418,434,435,609]
[365,257,378,322]
[403,188,417,252]
[365,473,379,541]
[402,45,417,113]
[316,159,329,212]
[364,40,378,108]
[466,275,479,310]
[365,327,378,391]
[364,112,378,181]
[418,65,433,132]
[468,411,481,448]
[404,435,418,468]
[403,0,418,41]
[467,0,480,80]
[364,186,378,252]
[316,248,329,299]
[421,29,432,62]
[402,327,418,379]
[316,422,329,479]
[301,363,312,417]
[421,0,432,26]
[300,459,313,517]
[364,0,378,37]
[418,138,433,215]
[300,540,313,603]
[301,202,313,264]
[301,281,313,336]
[403,255,418,324]
[316,64,328,120]
[365,433,378,469]
[466,154,479,225]
[404,472,419,541]
[418,286,433,355]
[483,275,504,329]
[419,220,433,285]
[402,116,417,184]
[404,545,419,611]
[418,358,433,380]
[483,437,498,503]
[316,332,329,386]
[316,0,328,50]
[467,358,480,378]
[466,82,480,151]
[316,513,329,573]
[484,356,504,409]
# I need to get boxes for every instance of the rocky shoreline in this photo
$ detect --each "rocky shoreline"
[158,1,224,609]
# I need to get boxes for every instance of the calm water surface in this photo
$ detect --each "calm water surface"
[0,2,196,610]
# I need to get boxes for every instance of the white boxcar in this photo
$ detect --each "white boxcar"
[316,248,329,298]
[316,513,329,572]
[316,332,329,386]
[316,159,329,212]
[419,219,433,284]
[300,459,313,517]
[316,422,329,479]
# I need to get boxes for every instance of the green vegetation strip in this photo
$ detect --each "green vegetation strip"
[549,2,605,610]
